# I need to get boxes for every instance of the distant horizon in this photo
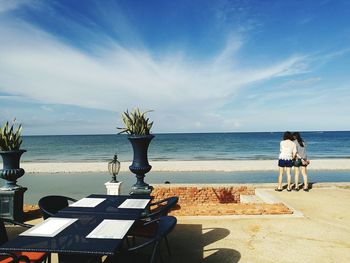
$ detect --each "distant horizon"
[22,130,350,137]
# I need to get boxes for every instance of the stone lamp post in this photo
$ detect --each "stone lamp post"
[105,154,122,195]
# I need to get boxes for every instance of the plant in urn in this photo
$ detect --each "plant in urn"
[0,121,26,190]
[118,108,154,195]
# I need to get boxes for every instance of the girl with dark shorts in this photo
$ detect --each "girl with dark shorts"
[276,131,297,191]
[293,132,309,191]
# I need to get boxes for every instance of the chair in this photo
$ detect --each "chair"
[104,216,177,263]
[0,218,49,263]
[0,252,30,263]
[143,197,179,220]
[129,197,178,255]
[38,195,77,219]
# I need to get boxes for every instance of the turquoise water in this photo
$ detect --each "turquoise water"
[3,131,350,204]
[21,170,350,204]
[20,131,350,162]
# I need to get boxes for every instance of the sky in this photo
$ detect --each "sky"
[0,0,349,135]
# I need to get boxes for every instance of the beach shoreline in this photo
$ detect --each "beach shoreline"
[20,159,350,173]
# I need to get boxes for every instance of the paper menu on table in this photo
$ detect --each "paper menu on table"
[117,199,149,209]
[69,198,106,207]
[86,219,134,239]
[20,218,78,237]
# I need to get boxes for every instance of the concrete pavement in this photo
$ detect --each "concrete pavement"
[168,186,350,262]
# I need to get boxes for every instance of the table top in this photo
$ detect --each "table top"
[0,194,152,256]
[1,214,128,255]
[60,194,151,217]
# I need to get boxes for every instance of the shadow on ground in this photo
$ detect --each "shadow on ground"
[167,224,241,263]
[24,208,42,221]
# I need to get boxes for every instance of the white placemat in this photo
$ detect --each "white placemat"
[20,218,78,237]
[69,198,106,207]
[118,199,149,209]
[86,219,135,239]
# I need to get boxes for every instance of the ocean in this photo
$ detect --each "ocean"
[21,131,350,162]
[2,131,350,204]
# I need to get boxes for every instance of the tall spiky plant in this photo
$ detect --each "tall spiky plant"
[118,108,153,135]
[0,121,23,151]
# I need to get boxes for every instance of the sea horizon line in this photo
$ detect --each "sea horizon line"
[21,130,350,137]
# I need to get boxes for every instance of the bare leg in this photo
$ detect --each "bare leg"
[277,167,284,189]
[286,167,291,190]
[301,166,308,189]
[294,167,300,189]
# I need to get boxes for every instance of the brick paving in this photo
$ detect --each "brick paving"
[168,202,292,216]
[152,185,292,216]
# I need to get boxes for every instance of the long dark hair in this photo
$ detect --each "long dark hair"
[292,132,304,147]
[283,131,293,141]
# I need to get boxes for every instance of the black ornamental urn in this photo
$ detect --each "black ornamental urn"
[128,135,154,195]
[0,150,26,190]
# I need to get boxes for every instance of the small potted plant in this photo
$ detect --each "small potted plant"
[118,108,154,194]
[118,108,153,136]
[0,120,26,190]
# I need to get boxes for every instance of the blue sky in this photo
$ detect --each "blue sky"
[0,0,349,135]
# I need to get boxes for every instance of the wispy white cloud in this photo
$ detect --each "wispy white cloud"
[40,105,53,111]
[315,48,350,64]
[297,15,315,25]
[0,17,314,132]
[279,77,322,89]
[0,0,31,13]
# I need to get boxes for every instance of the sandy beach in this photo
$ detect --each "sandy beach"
[21,159,350,173]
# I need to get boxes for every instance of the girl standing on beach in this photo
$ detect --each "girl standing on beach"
[293,132,309,191]
[276,131,296,191]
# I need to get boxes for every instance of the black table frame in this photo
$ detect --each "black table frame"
[60,194,151,217]
[0,194,151,260]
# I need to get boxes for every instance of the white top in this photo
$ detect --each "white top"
[279,140,297,160]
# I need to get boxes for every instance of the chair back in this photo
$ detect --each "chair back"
[126,216,177,263]
[155,215,177,240]
[147,196,179,220]
[38,195,76,219]
[0,218,9,245]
